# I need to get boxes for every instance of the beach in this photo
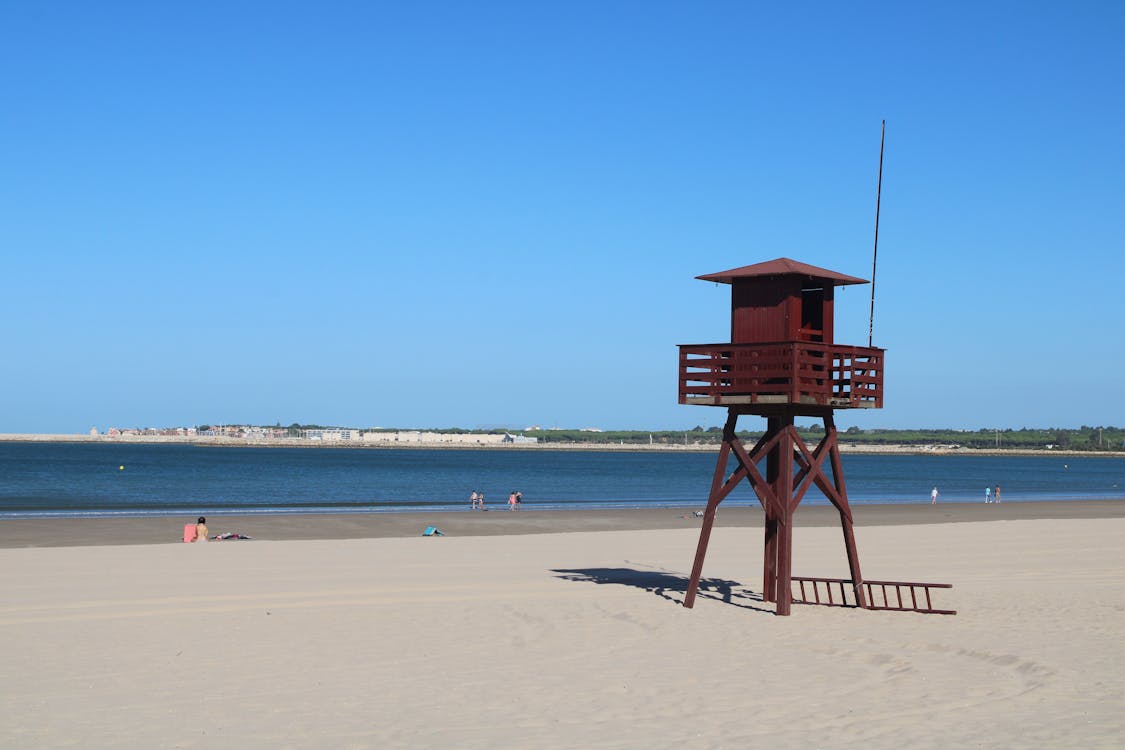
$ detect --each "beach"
[2,502,1124,748]
[3,499,1125,548]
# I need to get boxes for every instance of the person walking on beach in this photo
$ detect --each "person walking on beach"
[515,491,522,509]
[995,485,1002,503]
[931,487,939,505]
[470,490,479,510]
[985,486,992,503]
[477,491,485,510]
[508,491,518,511]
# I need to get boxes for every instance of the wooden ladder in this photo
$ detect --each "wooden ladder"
[791,576,956,615]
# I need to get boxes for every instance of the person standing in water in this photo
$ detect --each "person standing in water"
[931,487,939,505]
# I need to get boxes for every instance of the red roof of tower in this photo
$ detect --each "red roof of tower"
[697,257,868,287]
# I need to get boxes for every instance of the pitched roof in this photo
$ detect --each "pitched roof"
[696,257,868,286]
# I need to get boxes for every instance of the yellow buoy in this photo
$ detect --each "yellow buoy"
[119,465,125,471]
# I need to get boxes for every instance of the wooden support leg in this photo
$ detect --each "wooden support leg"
[762,416,782,603]
[775,423,795,616]
[839,518,866,609]
[776,506,793,616]
[684,488,729,611]
[825,415,867,609]
[763,513,777,603]
[684,411,738,609]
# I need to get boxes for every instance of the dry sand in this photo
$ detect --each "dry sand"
[2,504,1123,749]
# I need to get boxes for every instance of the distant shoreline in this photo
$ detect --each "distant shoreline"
[1,433,1123,457]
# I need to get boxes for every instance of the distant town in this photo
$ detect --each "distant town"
[88,425,547,446]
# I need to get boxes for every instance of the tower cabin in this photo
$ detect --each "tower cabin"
[679,257,884,410]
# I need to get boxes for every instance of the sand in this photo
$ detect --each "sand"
[2,504,1124,749]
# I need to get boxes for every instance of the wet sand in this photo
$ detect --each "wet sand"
[3,499,1124,548]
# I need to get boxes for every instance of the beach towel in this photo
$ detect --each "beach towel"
[183,524,197,543]
[211,532,252,541]
[422,526,445,537]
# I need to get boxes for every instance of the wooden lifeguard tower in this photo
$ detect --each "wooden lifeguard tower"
[679,257,953,616]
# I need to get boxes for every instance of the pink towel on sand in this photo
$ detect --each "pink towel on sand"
[183,524,197,543]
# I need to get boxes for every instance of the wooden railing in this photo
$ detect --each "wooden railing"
[678,342,884,409]
[791,576,955,615]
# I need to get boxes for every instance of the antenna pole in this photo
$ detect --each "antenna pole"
[868,120,885,348]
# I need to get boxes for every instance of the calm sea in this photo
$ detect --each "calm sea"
[1,442,1123,518]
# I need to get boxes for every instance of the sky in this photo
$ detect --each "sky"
[2,1,1123,433]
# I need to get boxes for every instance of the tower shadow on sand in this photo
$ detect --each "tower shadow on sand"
[551,567,773,614]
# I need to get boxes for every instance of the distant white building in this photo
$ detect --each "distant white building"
[302,428,360,441]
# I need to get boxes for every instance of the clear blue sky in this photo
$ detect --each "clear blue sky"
[3,2,1123,433]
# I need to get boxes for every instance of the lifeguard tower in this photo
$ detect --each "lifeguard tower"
[679,257,953,616]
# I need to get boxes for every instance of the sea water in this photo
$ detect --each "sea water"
[1,441,1123,518]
